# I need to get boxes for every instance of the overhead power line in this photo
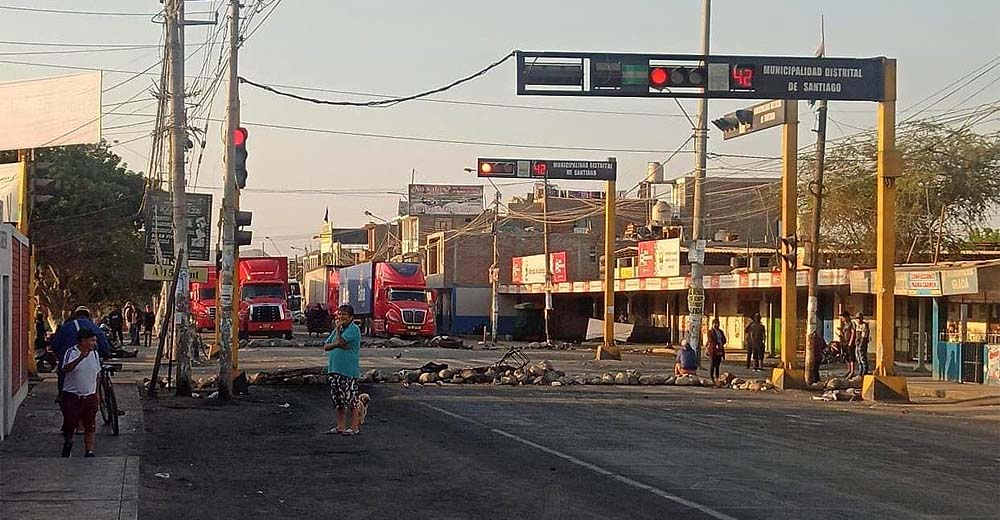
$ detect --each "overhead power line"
[237,50,517,107]
[0,5,158,16]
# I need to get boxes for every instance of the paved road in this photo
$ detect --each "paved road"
[139,383,999,520]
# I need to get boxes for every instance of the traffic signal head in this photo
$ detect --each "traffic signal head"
[32,176,55,204]
[649,66,705,90]
[234,127,248,189]
[779,235,797,268]
[477,159,516,177]
[235,210,252,247]
[711,115,740,132]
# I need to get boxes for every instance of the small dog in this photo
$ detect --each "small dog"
[355,393,371,429]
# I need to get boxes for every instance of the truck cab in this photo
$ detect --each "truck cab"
[190,266,217,332]
[373,263,435,338]
[238,257,294,339]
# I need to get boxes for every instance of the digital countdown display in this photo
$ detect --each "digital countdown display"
[730,65,754,90]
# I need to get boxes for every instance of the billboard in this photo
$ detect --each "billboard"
[512,251,567,285]
[0,73,102,151]
[0,163,21,223]
[144,191,213,262]
[408,184,483,215]
[636,238,681,278]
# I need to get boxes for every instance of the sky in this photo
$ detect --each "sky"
[1,0,998,255]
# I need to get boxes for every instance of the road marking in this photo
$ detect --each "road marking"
[418,402,739,520]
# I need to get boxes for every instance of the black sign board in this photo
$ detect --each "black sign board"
[715,99,789,140]
[516,51,887,102]
[478,158,617,181]
[144,191,213,262]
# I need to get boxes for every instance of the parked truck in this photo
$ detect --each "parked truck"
[332,262,435,337]
[238,256,294,339]
[190,266,218,332]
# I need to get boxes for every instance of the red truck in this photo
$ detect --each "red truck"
[331,262,435,338]
[190,266,217,333]
[238,256,294,339]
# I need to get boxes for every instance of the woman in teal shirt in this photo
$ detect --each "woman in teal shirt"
[324,304,362,435]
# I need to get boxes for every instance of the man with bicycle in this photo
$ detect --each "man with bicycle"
[59,328,102,458]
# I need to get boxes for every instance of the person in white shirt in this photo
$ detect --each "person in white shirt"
[59,328,102,458]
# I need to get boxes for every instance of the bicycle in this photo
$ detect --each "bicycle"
[97,362,122,436]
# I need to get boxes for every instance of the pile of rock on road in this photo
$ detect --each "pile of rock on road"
[242,360,778,393]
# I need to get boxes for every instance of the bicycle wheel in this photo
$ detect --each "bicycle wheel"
[98,375,110,425]
[106,380,120,436]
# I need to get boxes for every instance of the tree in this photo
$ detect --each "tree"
[31,143,156,323]
[799,122,1000,265]
[968,227,1000,243]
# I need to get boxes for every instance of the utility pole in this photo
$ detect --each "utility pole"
[805,98,827,384]
[541,177,552,346]
[490,188,500,346]
[166,0,192,396]
[686,0,711,356]
[217,0,241,401]
[805,19,828,385]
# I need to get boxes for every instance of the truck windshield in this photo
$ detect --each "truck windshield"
[388,289,427,303]
[198,288,216,300]
[242,285,286,300]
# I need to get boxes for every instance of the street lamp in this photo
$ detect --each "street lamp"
[264,236,284,256]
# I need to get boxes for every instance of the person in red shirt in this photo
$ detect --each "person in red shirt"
[705,319,727,382]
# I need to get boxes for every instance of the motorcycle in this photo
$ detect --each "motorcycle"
[34,332,57,373]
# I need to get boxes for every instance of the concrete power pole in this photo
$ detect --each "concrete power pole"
[166,0,192,396]
[542,177,552,346]
[805,20,828,385]
[805,99,827,384]
[217,0,241,401]
[490,189,500,346]
[686,0,711,356]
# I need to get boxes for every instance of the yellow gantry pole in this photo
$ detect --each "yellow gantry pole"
[865,58,909,401]
[772,101,802,389]
[597,180,621,360]
[18,150,37,377]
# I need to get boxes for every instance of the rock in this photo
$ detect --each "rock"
[402,370,421,383]
[809,381,825,391]
[699,377,714,387]
[601,373,616,385]
[614,372,629,385]
[663,376,676,385]
[450,375,464,384]
[500,375,516,386]
[388,337,418,348]
[540,371,559,385]
[528,364,547,377]
[571,375,588,385]
[483,368,498,380]
[748,382,764,391]
[825,377,847,390]
[418,372,437,384]
[385,373,401,384]
[550,381,563,387]
[587,376,603,385]
[515,370,530,384]
[847,376,863,389]
[438,369,455,380]
[638,375,656,385]
[717,372,735,387]
[675,374,699,386]
[429,335,466,349]
[626,370,641,385]
[527,341,546,349]
[730,378,746,388]
[537,360,554,372]
[460,369,477,380]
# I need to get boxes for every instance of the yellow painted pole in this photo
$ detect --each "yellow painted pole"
[875,61,898,376]
[18,150,37,377]
[772,101,803,389]
[597,180,621,360]
[864,58,909,401]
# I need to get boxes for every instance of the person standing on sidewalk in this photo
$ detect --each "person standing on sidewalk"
[324,304,363,435]
[745,313,767,371]
[124,302,139,346]
[840,311,858,378]
[854,312,871,377]
[52,306,112,393]
[142,304,156,348]
[705,319,727,382]
[59,328,102,457]
[809,331,827,384]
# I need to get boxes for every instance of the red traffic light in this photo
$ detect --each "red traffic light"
[649,67,669,89]
[480,162,493,174]
[477,159,515,176]
[234,127,248,147]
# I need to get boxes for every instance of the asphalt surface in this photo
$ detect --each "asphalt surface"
[138,382,999,520]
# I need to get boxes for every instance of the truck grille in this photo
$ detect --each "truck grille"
[250,305,282,322]
[402,309,425,325]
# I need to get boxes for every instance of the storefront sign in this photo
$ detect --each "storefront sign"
[637,238,680,278]
[904,271,941,296]
[512,251,568,285]
[941,268,979,296]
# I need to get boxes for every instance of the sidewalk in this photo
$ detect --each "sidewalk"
[0,372,143,520]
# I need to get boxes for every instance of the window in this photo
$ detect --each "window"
[241,284,286,300]
[862,295,874,317]
[389,289,428,303]
[434,218,451,231]
[198,288,216,300]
